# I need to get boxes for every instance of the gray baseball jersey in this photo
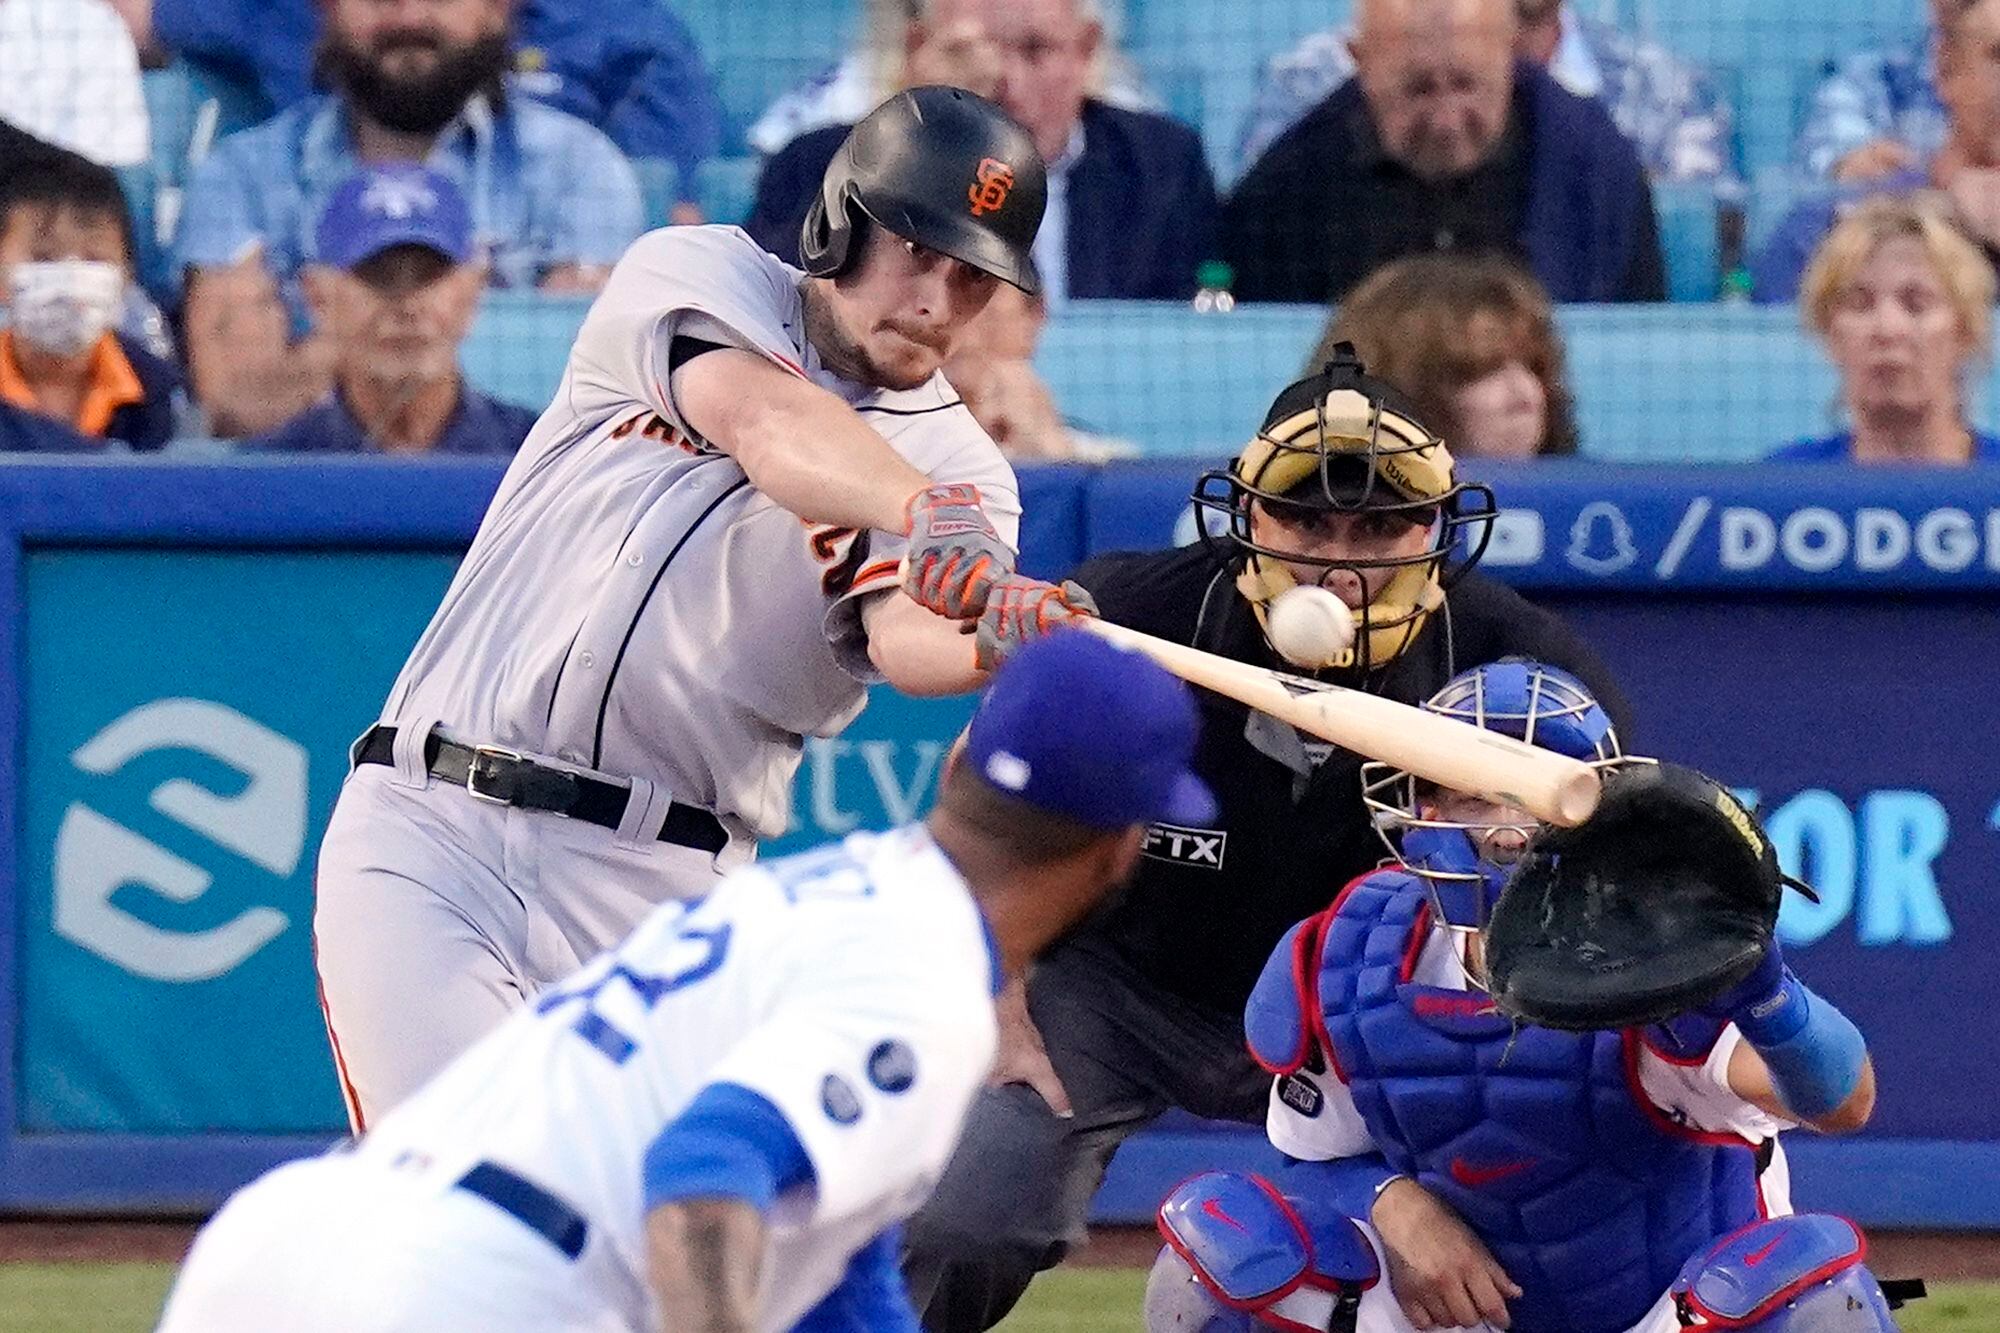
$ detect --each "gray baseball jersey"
[383,225,1020,840]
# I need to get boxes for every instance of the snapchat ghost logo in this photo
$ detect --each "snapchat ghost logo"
[1566,501,1639,575]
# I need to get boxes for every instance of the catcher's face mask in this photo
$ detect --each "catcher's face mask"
[1193,344,1495,674]
[1363,660,1623,949]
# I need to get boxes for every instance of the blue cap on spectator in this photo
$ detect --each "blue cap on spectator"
[316,164,473,270]
[966,630,1216,830]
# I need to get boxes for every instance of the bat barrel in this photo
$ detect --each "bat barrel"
[1079,618,1604,827]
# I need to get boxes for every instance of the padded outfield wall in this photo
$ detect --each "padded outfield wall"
[0,458,1994,1224]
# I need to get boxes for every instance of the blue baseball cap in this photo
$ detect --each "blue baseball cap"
[315,164,473,270]
[966,630,1216,830]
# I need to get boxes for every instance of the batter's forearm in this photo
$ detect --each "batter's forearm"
[864,592,986,695]
[673,350,932,533]
[646,1197,766,1333]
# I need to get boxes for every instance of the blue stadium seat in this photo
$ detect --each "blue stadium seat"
[1031,301,1848,462]
[1037,302,1319,454]
[697,158,763,227]
[136,60,273,295]
[1745,164,1828,261]
[1126,0,1348,183]
[458,296,1957,464]
[1616,0,1923,68]
[1557,305,1835,460]
[1655,181,1721,302]
[117,165,171,301]
[666,0,860,148]
[632,158,683,229]
[463,291,592,411]
[1614,0,1927,177]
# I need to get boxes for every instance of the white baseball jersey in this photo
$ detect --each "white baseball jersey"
[382,225,1019,839]
[350,826,999,1330]
[1266,922,1794,1213]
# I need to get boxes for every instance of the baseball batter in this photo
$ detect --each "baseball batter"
[1144,663,1897,1333]
[160,633,1216,1333]
[312,87,1095,1130]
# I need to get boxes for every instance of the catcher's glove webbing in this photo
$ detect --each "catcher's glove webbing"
[1484,762,1811,1031]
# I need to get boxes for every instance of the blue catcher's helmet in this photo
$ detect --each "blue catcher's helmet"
[1362,659,1620,931]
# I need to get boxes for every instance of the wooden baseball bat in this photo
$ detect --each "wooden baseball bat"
[1079,618,1602,827]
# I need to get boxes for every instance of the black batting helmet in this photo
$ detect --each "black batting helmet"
[800,85,1047,294]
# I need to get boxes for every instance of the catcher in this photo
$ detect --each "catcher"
[1145,661,1903,1333]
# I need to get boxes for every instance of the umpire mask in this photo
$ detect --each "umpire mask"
[1192,345,1494,674]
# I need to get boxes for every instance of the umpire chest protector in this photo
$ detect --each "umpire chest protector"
[1272,871,1763,1333]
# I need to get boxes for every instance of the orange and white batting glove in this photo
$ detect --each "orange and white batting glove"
[974,576,1099,672]
[904,483,1016,620]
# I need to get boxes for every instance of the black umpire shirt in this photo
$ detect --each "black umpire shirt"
[1071,543,1633,1018]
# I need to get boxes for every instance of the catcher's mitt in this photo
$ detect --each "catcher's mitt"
[1484,761,1807,1031]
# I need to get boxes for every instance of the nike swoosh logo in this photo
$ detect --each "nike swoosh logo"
[1744,1236,1784,1267]
[1449,1158,1537,1188]
[1201,1198,1248,1232]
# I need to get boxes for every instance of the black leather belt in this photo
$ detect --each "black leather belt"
[354,725,728,856]
[455,1161,588,1261]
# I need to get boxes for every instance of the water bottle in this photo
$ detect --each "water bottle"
[1192,260,1236,313]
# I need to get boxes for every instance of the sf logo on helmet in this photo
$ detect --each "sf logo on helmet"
[968,158,1015,216]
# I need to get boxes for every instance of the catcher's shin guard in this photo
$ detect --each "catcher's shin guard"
[1670,1214,1923,1330]
[1147,1171,1376,1332]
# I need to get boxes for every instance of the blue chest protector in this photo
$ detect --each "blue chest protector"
[1292,871,1764,1333]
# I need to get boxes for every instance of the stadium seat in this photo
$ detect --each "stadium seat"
[1557,305,1835,460]
[1655,181,1721,302]
[665,0,859,148]
[1030,301,1847,461]
[463,291,592,411]
[1037,302,1319,455]
[1615,0,1927,177]
[632,158,682,229]
[1745,164,1829,261]
[1127,0,1348,183]
[697,158,763,227]
[457,295,1924,464]
[135,61,273,295]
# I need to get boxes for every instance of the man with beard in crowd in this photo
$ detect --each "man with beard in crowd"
[174,0,642,437]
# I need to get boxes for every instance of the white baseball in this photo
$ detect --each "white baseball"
[1266,585,1356,669]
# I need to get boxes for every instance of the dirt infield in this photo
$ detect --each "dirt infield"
[5,1219,1999,1282]
[0,1221,199,1265]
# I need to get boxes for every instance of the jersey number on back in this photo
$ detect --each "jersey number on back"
[534,919,732,1064]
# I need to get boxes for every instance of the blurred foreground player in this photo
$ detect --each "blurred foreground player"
[158,632,1213,1333]
[1146,661,1909,1333]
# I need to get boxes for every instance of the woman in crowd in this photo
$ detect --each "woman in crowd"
[1312,253,1579,459]
[1774,193,2000,462]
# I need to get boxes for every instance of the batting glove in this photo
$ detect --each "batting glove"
[904,483,1016,619]
[974,577,1099,671]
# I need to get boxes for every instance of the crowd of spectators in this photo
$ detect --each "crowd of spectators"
[0,0,1991,466]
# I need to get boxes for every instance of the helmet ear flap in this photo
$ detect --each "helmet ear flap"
[800,183,857,278]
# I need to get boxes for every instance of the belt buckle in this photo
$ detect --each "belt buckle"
[465,744,525,805]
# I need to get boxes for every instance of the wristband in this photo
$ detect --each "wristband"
[1734,971,1866,1119]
